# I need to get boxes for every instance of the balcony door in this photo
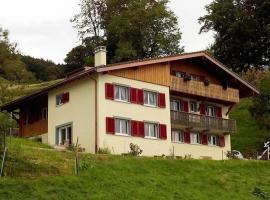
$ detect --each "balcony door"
[56,124,72,146]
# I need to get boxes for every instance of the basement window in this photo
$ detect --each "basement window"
[56,124,72,146]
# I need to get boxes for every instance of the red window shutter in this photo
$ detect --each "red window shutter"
[202,134,208,145]
[219,136,225,147]
[105,83,114,100]
[131,120,138,136]
[137,89,144,105]
[62,92,69,103]
[158,93,166,108]
[184,132,190,144]
[216,107,222,118]
[138,121,145,137]
[183,101,189,112]
[106,117,115,134]
[159,124,167,140]
[130,88,138,104]
[200,103,206,115]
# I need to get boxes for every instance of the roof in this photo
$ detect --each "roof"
[0,51,259,111]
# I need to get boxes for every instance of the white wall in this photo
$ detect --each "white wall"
[47,77,96,153]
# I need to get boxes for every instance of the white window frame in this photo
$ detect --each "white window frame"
[175,72,185,78]
[170,100,181,111]
[206,105,216,117]
[190,101,197,113]
[208,135,218,146]
[114,84,130,102]
[144,122,159,139]
[56,124,72,146]
[172,130,184,143]
[190,133,201,144]
[115,118,131,136]
[143,90,158,107]
[56,94,64,106]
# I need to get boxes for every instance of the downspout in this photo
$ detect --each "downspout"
[89,74,98,154]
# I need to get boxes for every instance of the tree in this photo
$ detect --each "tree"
[0,27,35,83]
[199,0,270,73]
[21,55,64,81]
[70,0,183,66]
[250,71,270,129]
[64,36,105,73]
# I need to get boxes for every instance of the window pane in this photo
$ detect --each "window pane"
[144,91,148,104]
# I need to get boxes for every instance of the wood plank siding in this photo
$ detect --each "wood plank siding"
[20,120,48,137]
[108,63,170,86]
[170,76,239,103]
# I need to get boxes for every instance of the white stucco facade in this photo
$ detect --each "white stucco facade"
[45,74,231,160]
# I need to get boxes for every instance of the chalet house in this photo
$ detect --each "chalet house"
[0,47,258,160]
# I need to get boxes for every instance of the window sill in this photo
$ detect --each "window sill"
[144,136,159,140]
[144,104,158,108]
[115,133,131,137]
[171,141,184,144]
[114,99,130,104]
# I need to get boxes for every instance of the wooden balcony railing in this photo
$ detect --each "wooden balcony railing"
[170,76,239,103]
[171,111,237,134]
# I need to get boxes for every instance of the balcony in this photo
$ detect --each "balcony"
[171,111,236,134]
[170,76,239,103]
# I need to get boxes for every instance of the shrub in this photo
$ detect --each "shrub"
[97,147,111,154]
[128,143,143,156]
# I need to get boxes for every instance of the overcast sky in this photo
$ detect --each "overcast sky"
[0,0,214,64]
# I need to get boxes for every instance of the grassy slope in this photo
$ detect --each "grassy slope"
[230,98,269,155]
[1,138,270,200]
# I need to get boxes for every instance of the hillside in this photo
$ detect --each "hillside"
[230,98,269,156]
[0,137,270,199]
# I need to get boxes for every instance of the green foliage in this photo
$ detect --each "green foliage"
[21,55,64,81]
[252,187,269,200]
[1,144,270,199]
[250,72,270,129]
[128,143,143,156]
[199,0,270,73]
[97,147,111,154]
[0,27,36,83]
[68,0,183,70]
[230,99,269,156]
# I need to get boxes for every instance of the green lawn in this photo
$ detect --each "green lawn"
[1,137,270,200]
[230,98,269,156]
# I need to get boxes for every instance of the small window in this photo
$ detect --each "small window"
[170,100,181,111]
[42,107,48,120]
[144,122,159,138]
[190,74,199,81]
[114,85,130,102]
[175,71,185,78]
[56,92,69,106]
[115,118,131,135]
[172,131,184,143]
[190,101,197,113]
[206,105,215,117]
[144,90,157,107]
[191,133,201,144]
[208,135,218,146]
[56,124,72,146]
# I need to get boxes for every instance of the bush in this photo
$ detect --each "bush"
[128,143,143,156]
[97,147,111,154]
